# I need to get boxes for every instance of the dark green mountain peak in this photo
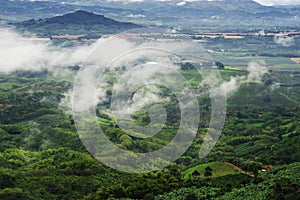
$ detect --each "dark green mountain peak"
[52,10,108,24]
[15,10,142,36]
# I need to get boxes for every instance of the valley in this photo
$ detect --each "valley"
[0,0,300,199]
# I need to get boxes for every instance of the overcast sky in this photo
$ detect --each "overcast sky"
[253,0,300,5]
[121,0,300,5]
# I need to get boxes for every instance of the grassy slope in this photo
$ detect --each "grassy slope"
[183,162,239,179]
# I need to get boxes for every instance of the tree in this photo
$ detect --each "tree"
[180,62,195,70]
[144,193,155,200]
[202,62,213,68]
[192,170,200,177]
[204,166,213,177]
[185,192,197,200]
[0,188,23,200]
[215,61,225,70]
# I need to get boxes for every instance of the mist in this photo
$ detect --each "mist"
[0,26,270,120]
[274,35,294,47]
[214,61,269,96]
[0,28,99,73]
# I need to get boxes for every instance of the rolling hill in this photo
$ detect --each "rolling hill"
[2,0,300,29]
[39,0,300,28]
[14,10,142,36]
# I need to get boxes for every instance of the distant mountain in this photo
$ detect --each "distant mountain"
[38,0,300,29]
[14,10,142,36]
[115,0,298,28]
[2,0,300,30]
[0,0,139,23]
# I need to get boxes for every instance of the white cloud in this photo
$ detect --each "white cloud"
[127,14,146,18]
[253,0,300,6]
[107,0,300,4]
[0,28,99,72]
[105,0,134,1]
[211,61,269,96]
[247,61,268,82]
[177,1,186,6]
[274,36,294,47]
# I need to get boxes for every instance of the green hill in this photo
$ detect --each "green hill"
[0,67,299,199]
[15,10,142,36]
[183,162,240,180]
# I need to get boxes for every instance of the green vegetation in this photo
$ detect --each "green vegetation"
[183,162,239,179]
[0,66,299,199]
[1,1,300,199]
[207,35,300,70]
[15,10,142,36]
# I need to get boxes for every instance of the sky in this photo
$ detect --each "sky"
[111,0,300,5]
[253,0,300,6]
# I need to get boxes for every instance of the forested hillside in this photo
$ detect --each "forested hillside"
[0,67,299,199]
[1,0,300,199]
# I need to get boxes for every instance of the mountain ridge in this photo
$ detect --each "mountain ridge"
[2,0,300,29]
[14,10,142,36]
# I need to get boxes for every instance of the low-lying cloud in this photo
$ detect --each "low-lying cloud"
[213,61,269,96]
[127,14,146,18]
[0,28,99,72]
[0,27,271,115]
[274,35,294,47]
[247,61,268,82]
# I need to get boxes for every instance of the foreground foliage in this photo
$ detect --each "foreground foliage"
[0,69,299,199]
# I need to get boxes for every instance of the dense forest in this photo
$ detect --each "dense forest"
[1,0,300,198]
[0,66,299,199]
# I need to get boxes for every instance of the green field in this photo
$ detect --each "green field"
[183,162,240,179]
